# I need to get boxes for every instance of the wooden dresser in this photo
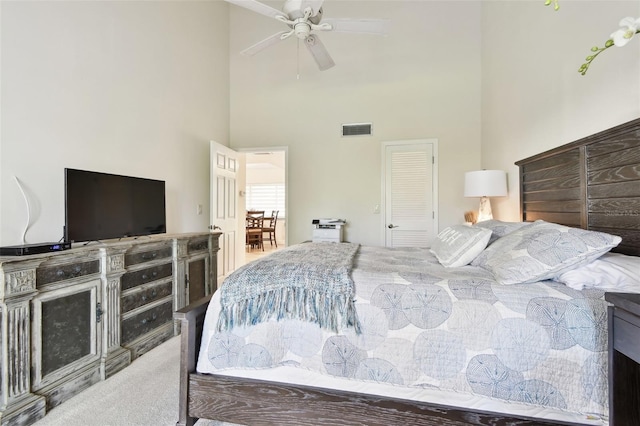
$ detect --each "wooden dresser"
[0,232,220,426]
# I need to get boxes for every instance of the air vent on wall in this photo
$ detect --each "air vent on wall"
[342,123,372,137]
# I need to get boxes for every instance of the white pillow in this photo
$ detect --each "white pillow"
[430,225,492,268]
[473,220,531,245]
[555,253,640,291]
[472,220,622,285]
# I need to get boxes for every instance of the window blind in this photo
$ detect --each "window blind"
[246,184,285,217]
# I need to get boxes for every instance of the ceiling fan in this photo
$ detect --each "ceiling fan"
[225,0,390,71]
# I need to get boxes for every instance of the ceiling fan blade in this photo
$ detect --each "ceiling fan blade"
[321,18,390,35]
[241,31,291,56]
[225,0,286,20]
[304,34,335,71]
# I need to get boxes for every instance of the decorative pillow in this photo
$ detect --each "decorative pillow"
[430,225,492,268]
[555,253,640,291]
[472,220,622,285]
[473,220,532,245]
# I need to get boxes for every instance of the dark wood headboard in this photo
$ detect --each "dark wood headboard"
[516,118,640,256]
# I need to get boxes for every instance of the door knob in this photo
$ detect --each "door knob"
[388,224,398,229]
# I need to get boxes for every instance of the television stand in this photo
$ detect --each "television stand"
[0,232,220,426]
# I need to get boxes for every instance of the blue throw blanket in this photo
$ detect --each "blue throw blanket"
[217,242,361,333]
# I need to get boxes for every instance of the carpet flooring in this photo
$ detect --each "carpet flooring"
[32,336,230,426]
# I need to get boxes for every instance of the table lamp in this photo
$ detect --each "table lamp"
[464,170,507,222]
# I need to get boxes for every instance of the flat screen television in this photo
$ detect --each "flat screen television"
[65,168,166,243]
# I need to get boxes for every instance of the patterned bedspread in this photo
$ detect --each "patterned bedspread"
[197,245,609,421]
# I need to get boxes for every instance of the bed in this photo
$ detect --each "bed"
[175,118,640,426]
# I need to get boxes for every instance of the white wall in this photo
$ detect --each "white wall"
[482,1,640,220]
[229,1,483,245]
[0,1,230,246]
[4,1,635,248]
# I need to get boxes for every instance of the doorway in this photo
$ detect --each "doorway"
[243,149,287,255]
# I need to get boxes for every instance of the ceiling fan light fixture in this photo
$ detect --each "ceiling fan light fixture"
[294,22,311,39]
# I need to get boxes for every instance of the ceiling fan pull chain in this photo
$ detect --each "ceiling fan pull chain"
[297,38,300,80]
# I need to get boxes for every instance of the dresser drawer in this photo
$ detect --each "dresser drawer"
[37,260,100,286]
[121,300,173,345]
[613,314,640,364]
[188,237,209,254]
[121,263,172,291]
[125,246,173,267]
[121,281,172,314]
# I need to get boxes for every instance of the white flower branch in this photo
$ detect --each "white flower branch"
[580,17,640,75]
[544,0,560,11]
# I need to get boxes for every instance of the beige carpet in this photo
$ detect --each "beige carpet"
[33,336,233,426]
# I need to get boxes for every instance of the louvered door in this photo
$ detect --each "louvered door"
[383,140,437,247]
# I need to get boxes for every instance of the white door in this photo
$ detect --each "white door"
[210,141,240,283]
[383,140,438,248]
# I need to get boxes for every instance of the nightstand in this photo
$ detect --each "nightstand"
[605,292,640,426]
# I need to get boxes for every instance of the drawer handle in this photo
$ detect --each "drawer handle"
[141,314,158,324]
[142,252,158,260]
[141,290,158,302]
[55,265,83,278]
[142,271,159,281]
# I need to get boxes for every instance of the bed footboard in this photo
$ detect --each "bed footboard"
[184,374,576,426]
[174,294,212,426]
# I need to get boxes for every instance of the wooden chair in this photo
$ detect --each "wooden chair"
[262,210,279,247]
[246,214,264,251]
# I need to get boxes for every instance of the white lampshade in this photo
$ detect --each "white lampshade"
[464,170,508,198]
[464,170,507,222]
